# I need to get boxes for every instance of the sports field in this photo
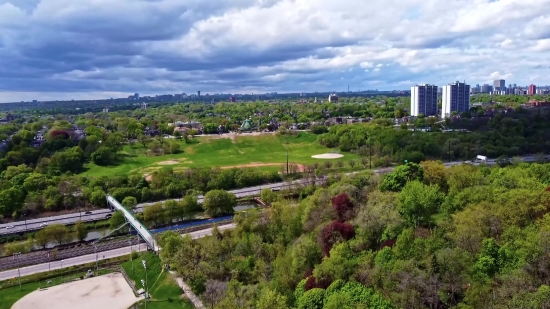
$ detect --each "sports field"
[82,132,358,177]
[11,273,140,309]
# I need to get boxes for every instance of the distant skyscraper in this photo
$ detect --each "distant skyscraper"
[410,84,438,116]
[493,79,505,91]
[481,84,493,93]
[528,84,536,95]
[198,91,201,97]
[442,81,470,118]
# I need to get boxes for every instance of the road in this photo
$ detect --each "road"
[0,223,235,282]
[0,156,532,234]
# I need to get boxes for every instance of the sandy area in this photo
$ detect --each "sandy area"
[220,163,306,172]
[312,153,344,159]
[156,159,179,165]
[12,273,141,309]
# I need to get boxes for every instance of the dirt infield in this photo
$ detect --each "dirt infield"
[312,153,344,159]
[12,273,141,309]
[220,163,306,172]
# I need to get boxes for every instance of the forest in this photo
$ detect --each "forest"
[1,96,550,221]
[158,161,550,309]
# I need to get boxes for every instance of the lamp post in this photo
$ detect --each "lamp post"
[129,240,134,274]
[13,252,22,291]
[285,141,289,175]
[94,244,98,273]
[142,260,148,309]
[369,139,372,169]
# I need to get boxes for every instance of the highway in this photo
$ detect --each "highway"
[0,223,236,281]
[0,156,534,235]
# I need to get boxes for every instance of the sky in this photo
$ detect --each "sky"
[0,0,550,102]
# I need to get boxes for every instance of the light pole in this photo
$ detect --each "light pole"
[369,139,372,169]
[285,141,289,175]
[129,240,134,274]
[94,244,98,274]
[13,252,22,291]
[142,260,148,308]
[23,207,27,232]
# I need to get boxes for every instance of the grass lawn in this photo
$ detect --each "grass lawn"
[0,269,111,309]
[121,252,193,309]
[82,132,359,177]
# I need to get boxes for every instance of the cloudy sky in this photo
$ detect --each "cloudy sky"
[0,0,549,102]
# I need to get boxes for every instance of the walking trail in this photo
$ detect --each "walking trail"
[170,271,205,309]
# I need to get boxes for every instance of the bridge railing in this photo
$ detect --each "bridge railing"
[106,195,157,252]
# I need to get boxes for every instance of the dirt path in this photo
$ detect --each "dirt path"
[170,271,205,309]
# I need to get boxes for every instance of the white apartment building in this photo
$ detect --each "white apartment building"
[411,84,438,116]
[442,81,470,118]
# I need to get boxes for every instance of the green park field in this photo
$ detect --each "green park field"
[82,132,358,178]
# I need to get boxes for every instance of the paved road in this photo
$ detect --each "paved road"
[0,156,532,235]
[0,223,235,282]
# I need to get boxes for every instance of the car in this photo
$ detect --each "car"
[84,211,93,215]
[5,225,14,229]
[105,214,112,218]
[39,223,48,228]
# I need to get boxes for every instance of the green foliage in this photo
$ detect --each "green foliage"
[203,190,236,217]
[297,288,325,309]
[397,180,444,226]
[74,220,87,242]
[380,163,424,192]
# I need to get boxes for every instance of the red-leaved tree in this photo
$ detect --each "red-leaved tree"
[50,130,69,139]
[321,221,355,256]
[331,193,354,221]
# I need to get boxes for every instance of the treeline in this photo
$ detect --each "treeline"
[157,161,550,309]
[318,108,550,163]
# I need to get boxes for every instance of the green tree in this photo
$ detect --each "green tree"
[90,190,106,207]
[380,163,424,192]
[44,224,71,245]
[23,173,49,192]
[143,203,166,226]
[91,146,115,165]
[110,210,126,231]
[203,190,236,217]
[0,187,26,217]
[121,196,138,211]
[74,220,88,242]
[34,228,51,249]
[397,180,443,226]
[256,289,288,309]
[297,288,324,309]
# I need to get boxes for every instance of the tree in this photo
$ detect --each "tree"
[143,203,166,226]
[331,193,354,222]
[164,199,179,223]
[397,180,443,227]
[91,146,116,165]
[90,190,106,207]
[256,289,288,309]
[23,173,49,192]
[34,228,51,249]
[110,210,126,231]
[420,160,448,192]
[121,196,138,211]
[260,188,277,205]
[297,288,325,309]
[44,224,71,246]
[380,162,424,192]
[203,190,236,217]
[75,220,88,242]
[348,159,356,168]
[321,221,355,256]
[0,187,25,217]
[181,194,200,219]
[203,280,228,309]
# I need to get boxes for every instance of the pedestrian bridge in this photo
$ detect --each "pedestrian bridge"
[106,195,159,253]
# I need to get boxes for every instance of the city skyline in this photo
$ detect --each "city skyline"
[1,0,550,102]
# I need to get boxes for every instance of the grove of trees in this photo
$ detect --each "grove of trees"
[157,161,550,308]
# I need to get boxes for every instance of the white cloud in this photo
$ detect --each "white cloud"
[0,0,550,102]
